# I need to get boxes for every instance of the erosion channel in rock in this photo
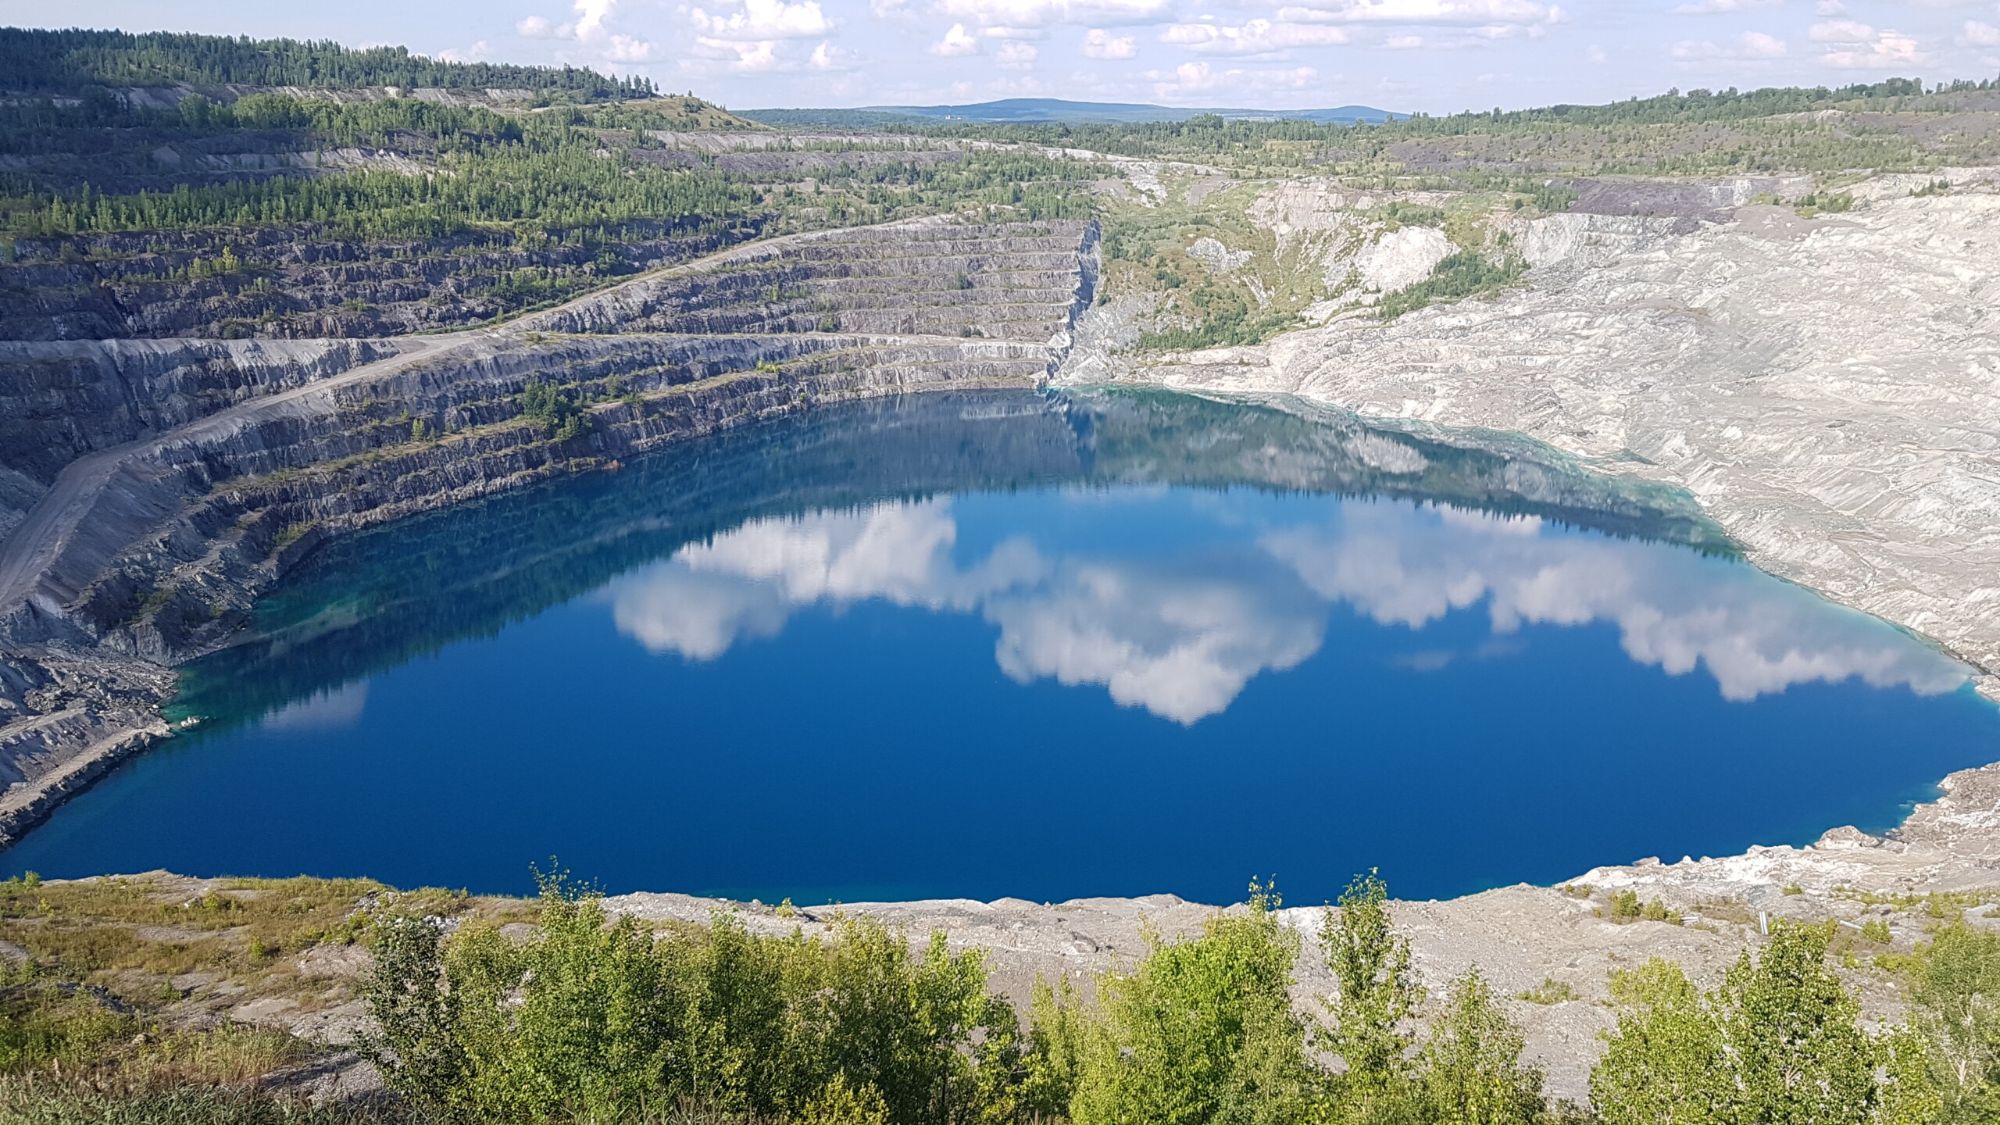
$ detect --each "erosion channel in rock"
[8,388,1994,902]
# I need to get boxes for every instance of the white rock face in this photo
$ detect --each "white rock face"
[1087,179,2000,691]
[1354,226,1455,293]
[1186,236,1252,273]
[1516,212,1682,270]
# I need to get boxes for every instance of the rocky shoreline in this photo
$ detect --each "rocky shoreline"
[590,756,2000,1100]
[60,756,1999,1105]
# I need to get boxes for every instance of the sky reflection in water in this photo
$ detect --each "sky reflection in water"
[602,495,1967,725]
[5,393,1994,904]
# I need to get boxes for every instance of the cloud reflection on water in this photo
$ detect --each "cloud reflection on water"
[604,496,1968,722]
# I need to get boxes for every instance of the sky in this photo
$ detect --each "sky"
[7,0,2000,114]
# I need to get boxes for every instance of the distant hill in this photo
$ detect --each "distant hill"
[742,98,1403,128]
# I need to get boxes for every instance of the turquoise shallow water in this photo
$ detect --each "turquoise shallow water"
[7,391,1996,903]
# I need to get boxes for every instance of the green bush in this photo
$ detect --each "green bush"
[363,875,1021,1124]
[1067,880,1315,1125]
[1592,923,1878,1125]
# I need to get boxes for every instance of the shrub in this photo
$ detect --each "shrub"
[363,876,1022,1124]
[1418,969,1546,1125]
[1069,879,1316,1125]
[1517,978,1580,1005]
[1592,923,1877,1125]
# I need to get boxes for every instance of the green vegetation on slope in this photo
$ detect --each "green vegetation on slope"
[1378,251,1528,321]
[0,27,654,100]
[0,88,1094,243]
[0,96,751,240]
[10,870,2000,1123]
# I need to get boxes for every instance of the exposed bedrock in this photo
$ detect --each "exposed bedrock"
[0,220,757,341]
[1091,182,2000,691]
[0,218,1100,836]
[0,338,411,504]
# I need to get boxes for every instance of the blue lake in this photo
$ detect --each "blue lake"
[8,390,1996,903]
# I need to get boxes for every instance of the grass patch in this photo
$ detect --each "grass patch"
[1517,978,1580,1005]
[1602,889,1682,926]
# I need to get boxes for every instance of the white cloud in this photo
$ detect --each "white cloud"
[514,0,653,61]
[1160,19,1350,56]
[1672,0,1781,14]
[809,40,860,69]
[933,22,982,55]
[1961,21,2000,47]
[572,0,616,42]
[604,34,654,61]
[1149,59,1322,98]
[604,496,1969,724]
[1261,505,1969,703]
[934,0,1172,32]
[690,0,834,41]
[1809,19,1877,43]
[605,501,1045,662]
[1821,28,1926,68]
[997,40,1040,66]
[1670,30,1788,60]
[1082,28,1138,58]
[1387,34,1427,48]
[1585,42,1607,63]
[984,563,1325,724]
[695,36,783,70]
[1815,0,1846,14]
[435,40,491,63]
[1276,1,1560,25]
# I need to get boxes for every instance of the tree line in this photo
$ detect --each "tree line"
[0,27,652,100]
[350,871,2000,1124]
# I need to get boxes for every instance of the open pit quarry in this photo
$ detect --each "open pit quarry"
[4,158,2000,1099]
[0,215,1101,836]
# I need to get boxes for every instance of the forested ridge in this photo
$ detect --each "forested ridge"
[869,76,2000,175]
[0,27,653,100]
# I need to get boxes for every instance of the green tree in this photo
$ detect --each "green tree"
[356,914,468,1111]
[1876,1027,1947,1125]
[1591,924,1878,1125]
[799,1074,893,1125]
[1021,977,1094,1120]
[1320,870,1418,1099]
[1591,959,1728,1125]
[1721,923,1876,1124]
[1902,924,2000,1121]
[1070,881,1317,1125]
[1416,969,1547,1125]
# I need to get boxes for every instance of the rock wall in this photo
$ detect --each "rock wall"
[0,217,1101,839]
[0,221,756,340]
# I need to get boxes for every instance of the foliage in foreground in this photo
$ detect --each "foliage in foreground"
[358,873,1557,1125]
[9,872,2000,1123]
